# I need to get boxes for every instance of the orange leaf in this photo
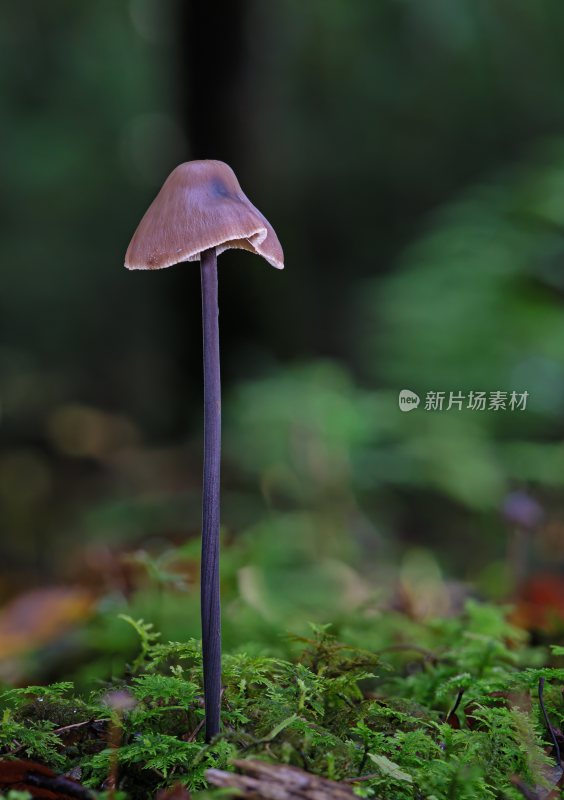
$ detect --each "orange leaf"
[0,587,93,659]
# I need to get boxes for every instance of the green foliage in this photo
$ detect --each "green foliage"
[0,683,105,770]
[118,616,161,672]
[0,714,66,771]
[357,141,564,515]
[0,603,563,798]
[1,793,32,800]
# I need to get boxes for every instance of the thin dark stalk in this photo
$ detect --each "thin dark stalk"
[200,247,222,741]
[538,677,561,768]
[445,688,465,724]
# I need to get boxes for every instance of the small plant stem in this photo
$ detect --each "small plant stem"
[538,677,562,768]
[106,713,123,800]
[444,688,465,724]
[200,246,222,741]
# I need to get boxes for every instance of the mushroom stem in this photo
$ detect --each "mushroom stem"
[200,246,222,741]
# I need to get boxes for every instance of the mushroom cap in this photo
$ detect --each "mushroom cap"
[125,160,284,270]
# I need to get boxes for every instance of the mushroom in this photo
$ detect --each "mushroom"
[124,160,283,740]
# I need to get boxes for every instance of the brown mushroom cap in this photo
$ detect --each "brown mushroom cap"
[125,160,284,271]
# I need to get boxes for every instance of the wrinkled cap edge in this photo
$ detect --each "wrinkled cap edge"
[125,226,284,271]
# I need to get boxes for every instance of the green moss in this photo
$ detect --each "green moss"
[1,603,562,799]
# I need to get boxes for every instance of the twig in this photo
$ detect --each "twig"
[343,772,380,783]
[53,718,108,735]
[184,718,205,743]
[6,718,108,758]
[336,693,357,710]
[207,760,358,799]
[357,743,369,776]
[538,677,562,768]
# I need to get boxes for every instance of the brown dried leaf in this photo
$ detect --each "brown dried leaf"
[0,587,93,659]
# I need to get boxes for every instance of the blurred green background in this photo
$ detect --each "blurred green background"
[2,0,564,680]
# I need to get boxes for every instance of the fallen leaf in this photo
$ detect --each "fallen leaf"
[0,759,92,799]
[512,574,564,632]
[444,710,460,728]
[0,587,93,660]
